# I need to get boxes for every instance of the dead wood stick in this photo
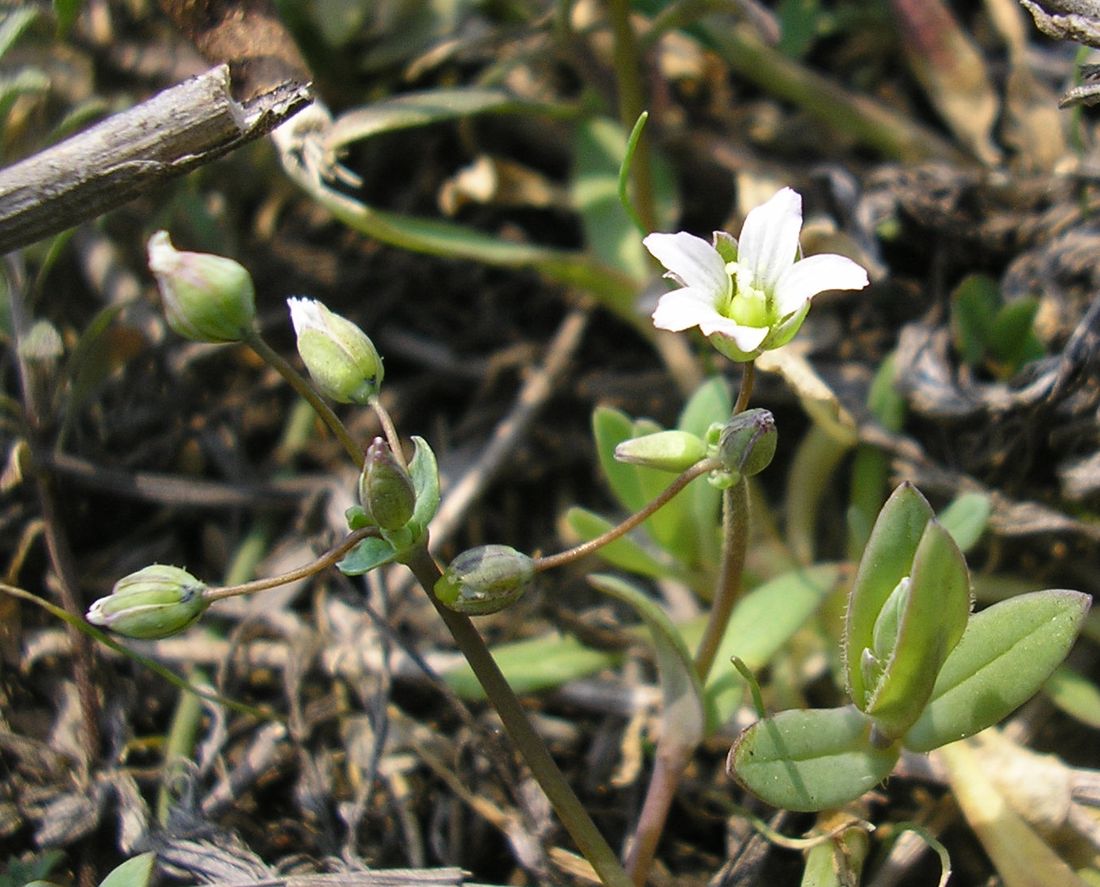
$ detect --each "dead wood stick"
[0,64,310,254]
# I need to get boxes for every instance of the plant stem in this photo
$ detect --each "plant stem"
[534,458,719,572]
[369,395,406,468]
[694,478,749,681]
[202,527,378,603]
[404,544,635,887]
[733,360,755,414]
[624,747,690,885]
[624,480,749,885]
[245,329,365,468]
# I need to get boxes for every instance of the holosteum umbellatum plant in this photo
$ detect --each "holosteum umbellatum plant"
[86,194,1089,886]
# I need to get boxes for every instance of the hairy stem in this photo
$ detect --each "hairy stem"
[694,478,750,681]
[404,544,634,887]
[202,527,378,603]
[535,458,719,572]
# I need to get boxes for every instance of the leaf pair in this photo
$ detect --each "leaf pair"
[730,483,1089,811]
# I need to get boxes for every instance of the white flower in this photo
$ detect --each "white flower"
[644,188,869,362]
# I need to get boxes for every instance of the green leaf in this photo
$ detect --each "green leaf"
[594,406,647,513]
[845,483,934,709]
[903,590,1091,753]
[573,117,649,278]
[563,506,674,581]
[937,492,991,553]
[989,298,1044,370]
[326,88,562,149]
[53,0,82,37]
[98,853,155,887]
[867,350,905,432]
[408,435,441,532]
[728,705,899,812]
[0,67,49,134]
[589,574,706,752]
[0,8,38,61]
[951,273,1000,365]
[633,437,698,565]
[337,536,399,575]
[283,90,642,327]
[866,521,971,738]
[1044,665,1100,730]
[678,378,729,570]
[677,377,732,439]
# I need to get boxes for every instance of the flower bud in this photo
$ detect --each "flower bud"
[614,430,707,473]
[87,565,208,639]
[714,408,777,478]
[147,232,256,343]
[434,545,535,615]
[359,437,416,530]
[287,297,383,404]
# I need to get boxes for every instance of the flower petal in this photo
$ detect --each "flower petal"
[773,253,869,317]
[644,232,730,297]
[652,288,722,332]
[736,187,802,294]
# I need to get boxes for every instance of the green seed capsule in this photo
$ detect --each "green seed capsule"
[716,408,777,478]
[434,545,535,615]
[359,437,416,530]
[86,564,209,639]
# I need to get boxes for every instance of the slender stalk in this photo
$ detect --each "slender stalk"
[694,479,750,681]
[404,545,634,887]
[625,480,749,885]
[534,458,719,572]
[369,396,406,469]
[624,748,691,885]
[733,360,755,414]
[7,256,101,770]
[244,329,365,468]
[202,527,378,603]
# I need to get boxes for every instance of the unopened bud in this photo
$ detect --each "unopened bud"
[288,297,383,404]
[87,564,208,639]
[359,437,416,530]
[435,545,535,615]
[614,430,707,473]
[147,232,256,342]
[715,408,777,478]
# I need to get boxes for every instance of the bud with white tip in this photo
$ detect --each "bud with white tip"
[287,297,383,404]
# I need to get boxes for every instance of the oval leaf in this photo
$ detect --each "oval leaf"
[937,492,991,554]
[867,520,971,738]
[903,590,1090,753]
[337,536,399,575]
[594,405,647,513]
[845,483,934,709]
[728,705,899,812]
[98,853,156,887]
